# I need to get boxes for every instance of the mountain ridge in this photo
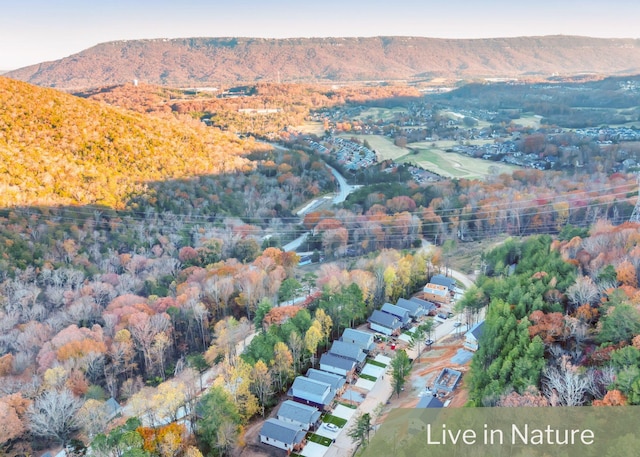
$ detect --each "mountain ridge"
[6,35,640,90]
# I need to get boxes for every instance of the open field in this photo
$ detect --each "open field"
[355,106,408,121]
[406,147,520,178]
[515,113,543,128]
[296,121,326,136]
[337,133,408,160]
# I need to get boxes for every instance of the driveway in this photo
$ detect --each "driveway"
[300,441,329,457]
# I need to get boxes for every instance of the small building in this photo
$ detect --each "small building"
[277,400,321,431]
[259,418,306,451]
[320,352,357,381]
[289,376,335,410]
[341,328,375,352]
[416,394,445,409]
[381,303,411,328]
[423,283,451,305]
[306,368,346,395]
[434,368,462,393]
[396,298,427,321]
[430,274,457,291]
[464,321,485,352]
[368,310,402,336]
[328,340,367,366]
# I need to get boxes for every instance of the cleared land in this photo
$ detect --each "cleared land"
[296,121,326,136]
[337,133,408,161]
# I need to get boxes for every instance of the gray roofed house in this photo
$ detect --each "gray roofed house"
[289,376,335,409]
[306,368,346,393]
[329,340,366,364]
[381,303,411,327]
[396,298,427,320]
[368,309,402,336]
[464,321,485,351]
[104,397,122,420]
[260,418,307,451]
[409,296,438,313]
[416,394,444,409]
[341,328,375,352]
[277,400,321,431]
[430,274,457,291]
[320,352,357,380]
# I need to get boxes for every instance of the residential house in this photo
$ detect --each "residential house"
[306,368,347,395]
[319,352,357,382]
[380,303,411,328]
[429,274,456,291]
[289,376,335,410]
[328,340,367,367]
[259,418,306,451]
[104,397,123,420]
[368,309,402,336]
[434,368,462,393]
[409,297,438,315]
[277,400,321,431]
[396,298,427,321]
[464,321,485,352]
[423,283,450,305]
[341,328,375,353]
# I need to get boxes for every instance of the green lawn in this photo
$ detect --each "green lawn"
[359,373,377,382]
[355,107,408,122]
[338,401,358,409]
[307,433,333,446]
[337,133,408,161]
[323,414,348,427]
[366,359,387,368]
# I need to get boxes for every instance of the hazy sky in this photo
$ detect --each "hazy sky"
[2,0,639,70]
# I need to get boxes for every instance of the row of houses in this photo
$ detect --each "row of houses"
[260,328,374,451]
[368,297,437,336]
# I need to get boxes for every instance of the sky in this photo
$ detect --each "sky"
[2,0,640,70]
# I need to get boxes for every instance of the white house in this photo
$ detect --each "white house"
[368,309,401,336]
[277,400,321,431]
[464,321,485,351]
[341,328,375,352]
[289,376,335,409]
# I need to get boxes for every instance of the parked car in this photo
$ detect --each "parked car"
[425,339,434,346]
[437,313,448,320]
[323,423,339,432]
[453,321,462,328]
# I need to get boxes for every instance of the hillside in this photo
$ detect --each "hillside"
[0,77,263,208]
[7,36,640,90]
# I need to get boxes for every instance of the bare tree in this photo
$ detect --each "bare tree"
[28,388,82,445]
[566,275,599,311]
[287,331,304,375]
[541,357,589,406]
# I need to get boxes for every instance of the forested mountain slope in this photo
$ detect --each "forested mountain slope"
[0,77,264,208]
[6,36,640,89]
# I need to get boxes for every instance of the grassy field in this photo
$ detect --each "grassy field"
[355,106,408,122]
[337,133,408,161]
[407,148,520,178]
[296,121,326,136]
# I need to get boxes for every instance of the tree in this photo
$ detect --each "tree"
[597,302,640,345]
[28,388,82,445]
[347,412,371,449]
[288,331,304,375]
[250,360,273,414]
[272,342,294,392]
[278,278,302,305]
[92,417,146,457]
[390,350,411,398]
[541,357,589,406]
[253,299,272,332]
[304,322,323,367]
[195,386,241,456]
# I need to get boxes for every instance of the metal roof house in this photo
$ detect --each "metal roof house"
[464,321,485,352]
[259,418,307,451]
[368,309,402,336]
[416,394,445,409]
[306,368,346,394]
[319,352,357,381]
[430,274,457,291]
[341,328,375,352]
[277,400,321,431]
[396,298,427,320]
[381,303,411,327]
[289,376,335,409]
[409,296,438,314]
[329,340,366,365]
